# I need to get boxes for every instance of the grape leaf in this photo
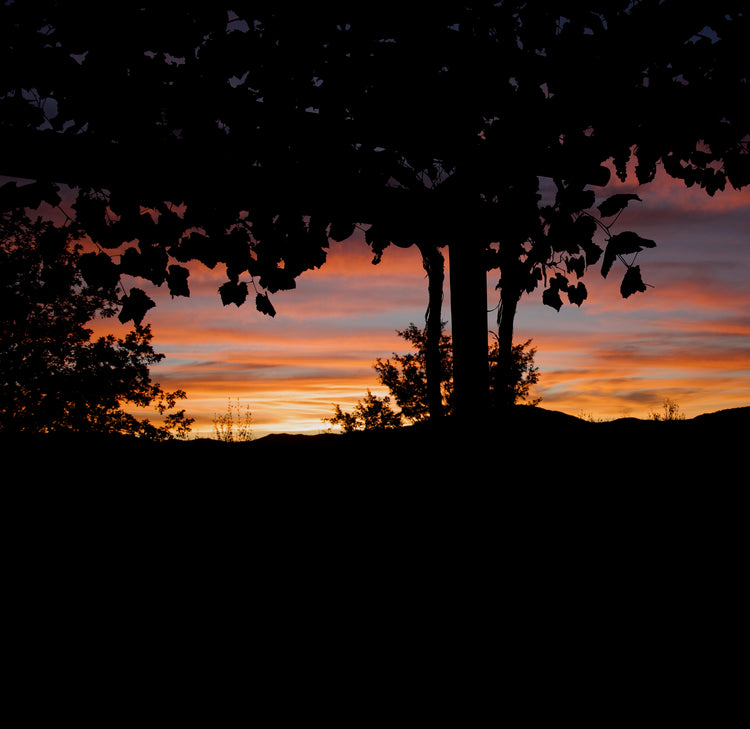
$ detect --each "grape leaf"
[118,287,155,325]
[166,264,190,298]
[581,238,603,267]
[255,292,276,317]
[566,255,585,278]
[79,251,120,290]
[601,231,656,278]
[620,265,648,298]
[597,193,641,218]
[542,287,563,311]
[219,280,248,307]
[567,281,588,306]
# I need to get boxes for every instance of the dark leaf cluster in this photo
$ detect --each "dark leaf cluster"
[0,2,747,345]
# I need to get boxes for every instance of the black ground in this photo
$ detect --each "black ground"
[3,405,745,691]
[6,404,746,487]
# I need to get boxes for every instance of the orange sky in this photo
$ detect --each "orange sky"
[103,165,749,437]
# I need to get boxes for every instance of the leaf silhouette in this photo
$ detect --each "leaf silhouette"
[597,193,642,218]
[620,265,648,298]
[78,251,120,290]
[541,274,569,311]
[542,286,563,311]
[166,264,190,298]
[255,292,276,317]
[565,255,585,278]
[567,281,588,306]
[118,287,155,325]
[601,231,656,278]
[219,280,248,307]
[119,244,168,285]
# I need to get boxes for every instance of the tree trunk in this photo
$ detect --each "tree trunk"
[448,241,489,422]
[418,242,445,422]
[495,283,520,409]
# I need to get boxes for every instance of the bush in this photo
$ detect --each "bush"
[649,398,685,421]
[325,391,402,433]
[213,398,254,441]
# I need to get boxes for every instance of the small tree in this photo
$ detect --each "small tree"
[374,323,454,424]
[327,324,541,431]
[489,336,542,409]
[325,391,402,433]
[213,398,254,442]
[0,211,193,438]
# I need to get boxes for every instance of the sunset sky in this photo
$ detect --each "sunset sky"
[106,161,749,438]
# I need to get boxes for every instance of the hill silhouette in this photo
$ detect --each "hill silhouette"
[5,404,746,488]
[243,404,747,485]
[4,404,745,629]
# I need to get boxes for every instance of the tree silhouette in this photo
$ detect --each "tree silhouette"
[326,391,403,434]
[489,336,542,410]
[327,323,540,430]
[0,211,193,437]
[374,324,455,424]
[1,3,748,422]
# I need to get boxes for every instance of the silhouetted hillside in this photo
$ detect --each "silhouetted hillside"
[5,405,746,488]
[3,405,745,603]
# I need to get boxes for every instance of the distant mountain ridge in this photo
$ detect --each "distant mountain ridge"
[1,405,746,487]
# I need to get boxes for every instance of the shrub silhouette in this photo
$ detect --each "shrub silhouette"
[649,398,685,422]
[213,398,254,442]
[327,324,541,431]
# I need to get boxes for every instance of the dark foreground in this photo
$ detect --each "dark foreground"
[3,406,746,711]
[4,403,746,553]
[4,404,747,484]
[4,404,746,495]
[4,404,746,576]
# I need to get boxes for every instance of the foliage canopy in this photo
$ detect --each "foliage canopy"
[1,1,747,319]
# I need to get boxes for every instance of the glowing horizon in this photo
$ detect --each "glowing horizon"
[100,165,749,438]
